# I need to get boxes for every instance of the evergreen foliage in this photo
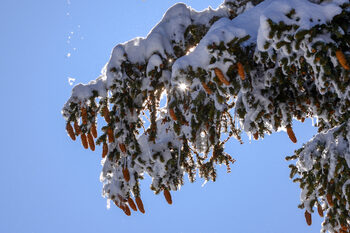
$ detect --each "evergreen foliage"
[63,0,350,231]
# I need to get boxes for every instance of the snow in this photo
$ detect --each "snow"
[146,54,163,74]
[71,77,107,100]
[173,0,344,73]
[66,0,345,102]
[67,77,75,86]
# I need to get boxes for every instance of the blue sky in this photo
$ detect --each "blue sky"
[1,0,322,232]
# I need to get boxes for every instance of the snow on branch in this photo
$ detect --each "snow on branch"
[63,0,350,231]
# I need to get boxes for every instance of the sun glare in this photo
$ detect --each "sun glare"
[186,47,195,55]
[179,83,187,91]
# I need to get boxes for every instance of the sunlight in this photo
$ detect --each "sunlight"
[186,47,195,55]
[178,83,187,91]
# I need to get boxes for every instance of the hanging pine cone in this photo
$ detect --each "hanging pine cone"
[253,132,259,140]
[214,68,230,85]
[114,200,123,210]
[128,197,137,211]
[123,204,131,216]
[81,107,88,125]
[336,50,349,70]
[135,196,145,213]
[91,122,97,138]
[237,62,245,80]
[81,133,88,149]
[66,122,76,141]
[286,125,297,143]
[74,120,81,135]
[163,189,172,205]
[201,82,213,94]
[102,105,111,123]
[327,193,334,207]
[107,127,114,143]
[119,143,126,153]
[169,108,177,121]
[304,211,312,226]
[102,142,108,158]
[122,167,130,182]
[317,203,323,217]
[87,132,95,151]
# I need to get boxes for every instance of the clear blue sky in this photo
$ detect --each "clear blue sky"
[1,0,321,232]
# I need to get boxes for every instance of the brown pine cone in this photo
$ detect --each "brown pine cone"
[119,143,126,153]
[169,108,177,121]
[286,125,297,143]
[214,68,230,85]
[326,193,334,207]
[201,82,212,95]
[87,132,95,151]
[163,189,172,205]
[123,204,131,216]
[102,142,108,158]
[122,167,130,182]
[74,120,81,135]
[253,132,259,140]
[81,107,88,125]
[135,196,145,214]
[66,122,76,141]
[128,197,137,211]
[317,203,323,217]
[102,106,111,123]
[336,50,349,70]
[237,62,245,81]
[81,133,88,149]
[91,122,97,138]
[107,127,114,143]
[304,211,312,226]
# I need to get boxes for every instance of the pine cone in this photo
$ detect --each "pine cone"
[253,132,259,140]
[74,120,81,135]
[102,106,111,123]
[114,200,123,209]
[122,167,130,182]
[81,133,88,149]
[87,132,95,151]
[201,82,212,94]
[119,143,126,153]
[81,107,88,125]
[91,122,97,138]
[286,125,297,143]
[163,189,172,205]
[135,196,145,214]
[214,68,230,85]
[304,211,312,226]
[107,127,114,143]
[128,197,137,211]
[336,50,349,70]
[237,62,245,80]
[123,204,131,216]
[169,108,177,121]
[102,142,108,158]
[317,203,323,217]
[326,193,334,207]
[66,122,76,141]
